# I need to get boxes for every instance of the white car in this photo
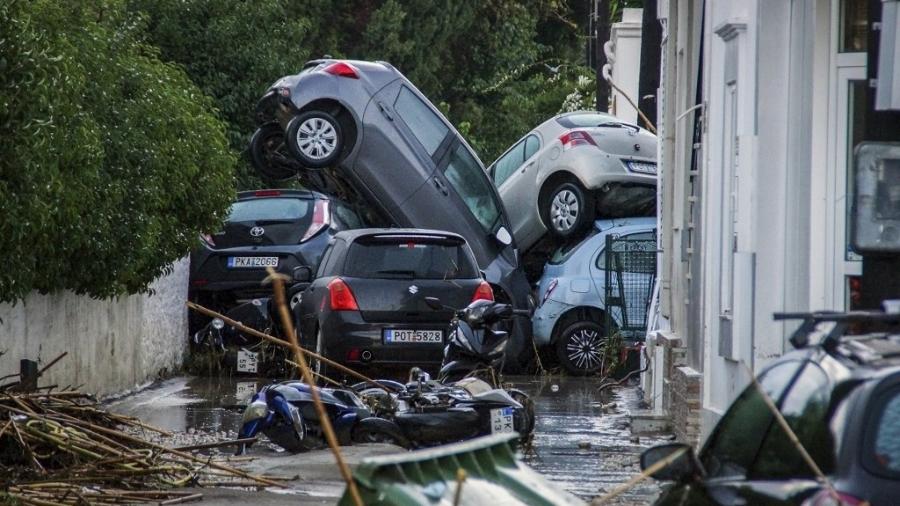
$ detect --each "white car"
[487,111,657,252]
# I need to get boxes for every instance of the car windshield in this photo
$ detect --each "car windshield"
[228,198,311,223]
[343,238,478,280]
[701,360,836,480]
[443,144,501,233]
[556,112,619,129]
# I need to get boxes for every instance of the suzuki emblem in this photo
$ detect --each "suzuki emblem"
[408,285,419,294]
[250,226,265,237]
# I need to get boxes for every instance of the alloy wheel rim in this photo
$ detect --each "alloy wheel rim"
[565,328,604,371]
[296,117,337,160]
[550,189,579,232]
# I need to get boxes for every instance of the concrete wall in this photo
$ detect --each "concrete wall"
[0,259,188,397]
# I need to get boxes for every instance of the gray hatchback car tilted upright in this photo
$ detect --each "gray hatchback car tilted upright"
[249,59,533,365]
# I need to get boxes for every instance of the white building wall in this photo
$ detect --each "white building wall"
[0,259,188,397]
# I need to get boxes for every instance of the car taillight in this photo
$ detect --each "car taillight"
[472,281,494,302]
[254,189,281,197]
[301,199,330,242]
[559,130,598,150]
[801,490,868,506]
[328,278,359,311]
[200,233,215,247]
[323,61,359,79]
[541,278,558,306]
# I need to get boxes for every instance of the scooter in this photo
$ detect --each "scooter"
[237,381,407,453]
[423,297,531,384]
[353,369,536,448]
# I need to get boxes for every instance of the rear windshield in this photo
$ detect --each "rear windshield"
[343,238,478,280]
[228,198,311,223]
[556,112,619,129]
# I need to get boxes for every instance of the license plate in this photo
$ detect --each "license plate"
[383,329,442,344]
[236,350,258,373]
[227,256,278,268]
[235,381,257,402]
[490,407,515,434]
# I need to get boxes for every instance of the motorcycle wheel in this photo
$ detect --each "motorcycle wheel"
[351,417,410,449]
[248,123,299,181]
[264,405,317,453]
[509,389,536,437]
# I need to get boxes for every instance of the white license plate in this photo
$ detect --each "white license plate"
[383,329,442,344]
[227,256,278,268]
[235,381,257,402]
[236,350,258,373]
[490,407,515,434]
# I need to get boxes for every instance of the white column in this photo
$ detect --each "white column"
[608,8,644,123]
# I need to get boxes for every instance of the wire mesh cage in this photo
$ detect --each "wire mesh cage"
[603,235,658,339]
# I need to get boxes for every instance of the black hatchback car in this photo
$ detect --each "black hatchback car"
[642,312,900,506]
[189,189,363,331]
[295,229,494,374]
[250,59,533,365]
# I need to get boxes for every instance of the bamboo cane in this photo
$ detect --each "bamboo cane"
[266,268,364,506]
[591,447,687,505]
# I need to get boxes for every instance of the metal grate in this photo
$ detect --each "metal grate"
[604,235,658,339]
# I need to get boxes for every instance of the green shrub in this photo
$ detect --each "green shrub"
[0,0,236,304]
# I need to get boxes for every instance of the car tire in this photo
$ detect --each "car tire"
[248,123,299,181]
[555,320,608,376]
[543,181,594,239]
[285,110,344,169]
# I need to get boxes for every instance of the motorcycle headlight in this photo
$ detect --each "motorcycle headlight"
[211,318,225,330]
[241,400,268,425]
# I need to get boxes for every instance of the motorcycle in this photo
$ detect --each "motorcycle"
[423,297,531,384]
[236,381,407,453]
[353,368,536,448]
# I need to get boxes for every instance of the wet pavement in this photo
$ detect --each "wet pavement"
[107,374,669,504]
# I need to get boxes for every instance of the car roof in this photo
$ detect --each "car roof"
[236,189,326,201]
[333,228,468,244]
[594,216,657,234]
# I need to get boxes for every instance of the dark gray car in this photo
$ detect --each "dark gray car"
[249,59,533,366]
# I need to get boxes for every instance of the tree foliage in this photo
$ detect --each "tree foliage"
[0,0,235,303]
[130,0,594,186]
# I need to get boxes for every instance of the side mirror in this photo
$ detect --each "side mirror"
[292,266,312,283]
[495,226,513,246]
[424,297,443,310]
[639,443,703,482]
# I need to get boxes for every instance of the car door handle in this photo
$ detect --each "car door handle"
[433,177,449,196]
[376,101,393,121]
[521,161,534,173]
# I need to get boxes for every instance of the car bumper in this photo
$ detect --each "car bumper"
[531,299,573,347]
[320,312,448,370]
[190,244,322,297]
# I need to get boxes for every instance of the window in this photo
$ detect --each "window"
[524,134,540,160]
[228,198,311,223]
[394,86,449,156]
[840,0,869,53]
[701,361,803,478]
[556,112,618,129]
[443,144,501,233]
[549,231,598,265]
[493,140,526,186]
[873,388,900,473]
[749,364,835,479]
[344,238,478,280]
[331,201,364,230]
[596,231,656,272]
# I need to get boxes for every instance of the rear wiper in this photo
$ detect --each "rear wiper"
[596,122,640,134]
[376,269,416,278]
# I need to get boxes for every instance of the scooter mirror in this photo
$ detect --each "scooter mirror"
[424,297,443,310]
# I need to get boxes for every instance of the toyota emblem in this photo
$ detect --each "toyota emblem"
[408,285,419,294]
[250,226,265,237]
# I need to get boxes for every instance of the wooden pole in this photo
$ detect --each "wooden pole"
[265,268,364,506]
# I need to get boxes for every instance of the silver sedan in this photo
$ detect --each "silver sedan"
[487,111,657,252]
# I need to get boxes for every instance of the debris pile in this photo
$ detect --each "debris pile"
[0,387,280,504]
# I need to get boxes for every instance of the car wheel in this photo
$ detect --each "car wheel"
[248,123,298,181]
[543,181,594,239]
[555,321,608,375]
[286,110,344,169]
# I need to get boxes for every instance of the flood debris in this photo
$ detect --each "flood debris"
[0,373,282,505]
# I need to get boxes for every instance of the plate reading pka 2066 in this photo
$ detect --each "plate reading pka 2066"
[227,257,278,268]
[383,329,442,344]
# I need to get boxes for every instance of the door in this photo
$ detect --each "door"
[496,134,542,245]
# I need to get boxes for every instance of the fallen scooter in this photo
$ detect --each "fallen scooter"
[236,381,407,454]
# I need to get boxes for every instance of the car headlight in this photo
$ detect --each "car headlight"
[241,400,269,424]
[626,160,657,174]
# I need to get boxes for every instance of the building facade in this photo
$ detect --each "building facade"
[642,0,900,443]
